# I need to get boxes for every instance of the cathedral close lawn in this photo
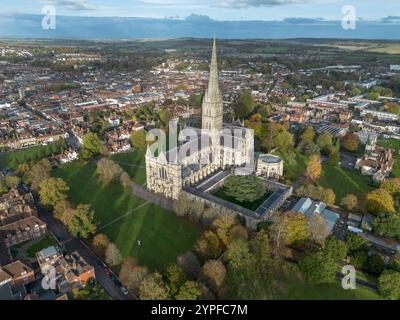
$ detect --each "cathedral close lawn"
[54,158,201,271]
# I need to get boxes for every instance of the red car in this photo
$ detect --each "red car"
[102,267,110,276]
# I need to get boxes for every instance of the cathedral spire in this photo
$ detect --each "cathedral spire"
[202,37,223,132]
[207,36,220,100]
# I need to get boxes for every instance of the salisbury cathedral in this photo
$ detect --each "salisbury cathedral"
[145,38,255,199]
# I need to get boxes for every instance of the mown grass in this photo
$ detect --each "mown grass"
[320,165,375,205]
[54,159,201,271]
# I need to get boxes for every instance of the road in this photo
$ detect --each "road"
[36,204,128,300]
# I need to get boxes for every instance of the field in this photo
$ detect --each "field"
[0,140,66,170]
[320,165,375,205]
[367,44,400,55]
[54,158,201,271]
[109,149,147,185]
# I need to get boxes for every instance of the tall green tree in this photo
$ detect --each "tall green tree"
[235,91,255,118]
[81,132,106,160]
[68,204,97,239]
[39,177,69,208]
[299,250,337,284]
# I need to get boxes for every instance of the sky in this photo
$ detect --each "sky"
[2,0,400,21]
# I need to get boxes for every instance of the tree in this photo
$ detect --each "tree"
[158,108,171,128]
[346,233,368,253]
[54,200,75,225]
[250,229,273,274]
[175,281,202,300]
[389,253,400,272]
[17,163,30,176]
[131,130,147,150]
[139,272,170,300]
[283,212,308,245]
[39,178,69,208]
[96,158,123,183]
[195,231,223,260]
[299,250,337,284]
[120,171,132,188]
[381,178,400,194]
[340,194,358,211]
[163,264,187,297]
[368,92,380,101]
[202,260,226,294]
[341,133,360,152]
[119,257,137,288]
[300,126,315,146]
[367,253,385,275]
[91,233,111,258]
[320,188,336,207]
[177,252,201,279]
[235,90,255,118]
[68,204,97,239]
[229,225,248,242]
[351,250,369,270]
[81,132,105,160]
[275,130,294,152]
[212,213,237,247]
[378,270,400,300]
[316,133,333,154]
[349,87,361,97]
[308,213,329,247]
[4,176,20,189]
[25,159,52,191]
[327,150,340,166]
[366,189,396,215]
[373,212,400,239]
[226,239,256,272]
[306,154,322,181]
[224,175,266,203]
[105,243,123,267]
[325,236,348,261]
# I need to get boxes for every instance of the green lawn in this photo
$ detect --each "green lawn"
[103,203,201,271]
[275,150,308,182]
[54,160,201,271]
[320,165,375,205]
[109,149,146,185]
[212,188,272,211]
[270,264,380,300]
[54,161,146,225]
[0,140,66,170]
[26,235,57,258]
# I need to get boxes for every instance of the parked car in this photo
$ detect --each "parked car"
[120,286,128,295]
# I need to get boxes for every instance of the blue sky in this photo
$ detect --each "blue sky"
[3,0,400,20]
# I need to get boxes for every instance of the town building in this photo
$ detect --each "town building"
[292,197,340,234]
[36,246,95,293]
[256,154,284,179]
[355,142,394,183]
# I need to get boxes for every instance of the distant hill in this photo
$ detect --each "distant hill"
[0,14,399,40]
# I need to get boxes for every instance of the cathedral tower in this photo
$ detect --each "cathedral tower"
[202,37,223,133]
